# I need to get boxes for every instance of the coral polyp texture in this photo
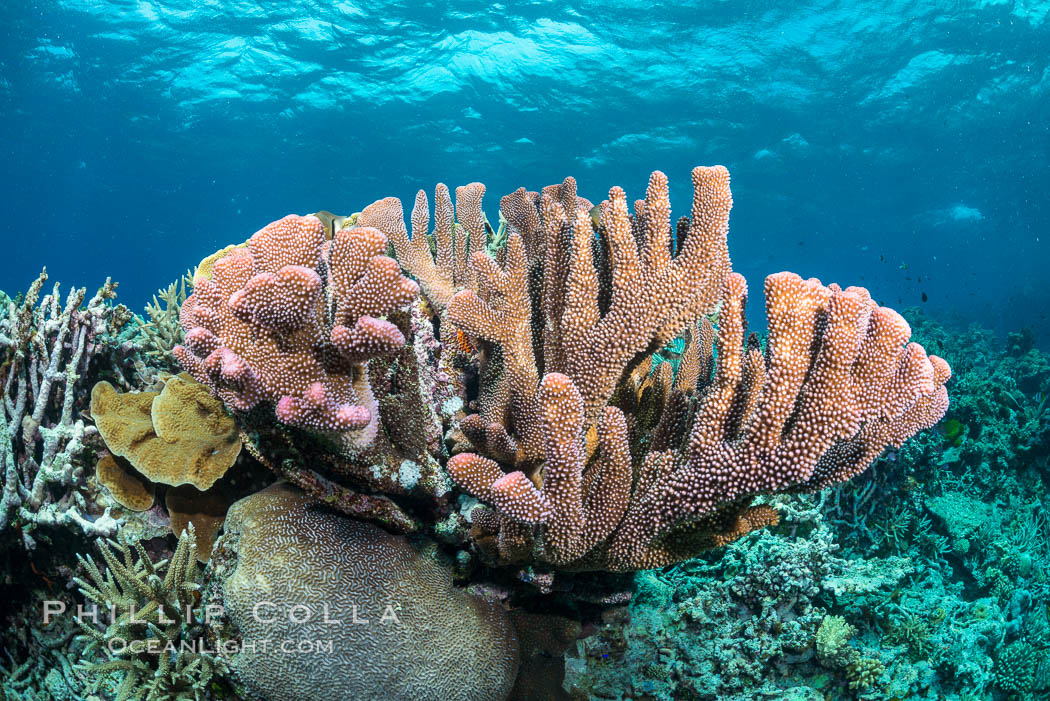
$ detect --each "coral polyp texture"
[173,165,950,575]
[173,215,419,450]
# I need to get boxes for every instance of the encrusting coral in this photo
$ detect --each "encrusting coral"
[562,496,905,699]
[171,164,950,578]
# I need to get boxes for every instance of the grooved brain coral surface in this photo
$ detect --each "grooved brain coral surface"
[216,482,520,701]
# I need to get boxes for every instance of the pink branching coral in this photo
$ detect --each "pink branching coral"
[176,166,950,575]
[357,182,489,313]
[602,272,950,569]
[440,172,950,571]
[438,168,733,485]
[173,215,418,451]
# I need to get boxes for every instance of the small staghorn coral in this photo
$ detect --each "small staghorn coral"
[137,272,191,359]
[74,524,227,701]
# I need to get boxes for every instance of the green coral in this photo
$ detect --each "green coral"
[885,615,933,662]
[993,640,1039,695]
[136,272,190,358]
[815,615,858,669]
[73,524,228,700]
[846,656,885,690]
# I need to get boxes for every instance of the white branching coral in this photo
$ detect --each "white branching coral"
[0,269,147,548]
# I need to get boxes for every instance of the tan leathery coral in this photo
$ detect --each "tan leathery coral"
[90,373,241,491]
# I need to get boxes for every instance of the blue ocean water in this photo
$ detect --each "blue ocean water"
[2,1,1047,342]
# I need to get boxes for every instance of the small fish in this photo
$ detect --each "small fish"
[455,329,476,353]
[589,205,602,228]
[899,262,908,270]
[313,210,347,238]
[922,292,928,302]
[917,275,922,283]
[880,255,885,262]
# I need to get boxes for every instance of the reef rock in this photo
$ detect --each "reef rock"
[211,482,519,701]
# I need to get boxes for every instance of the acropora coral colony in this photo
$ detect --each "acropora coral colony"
[0,165,958,701]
